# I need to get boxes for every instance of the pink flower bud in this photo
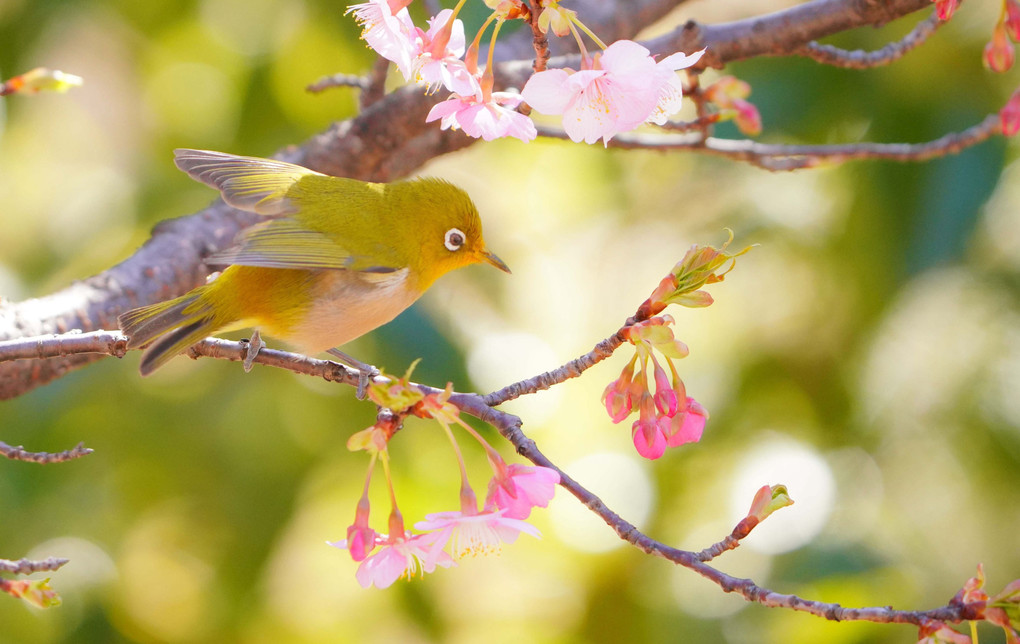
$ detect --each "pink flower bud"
[1007,0,1020,42]
[632,417,667,459]
[984,24,1015,73]
[733,98,763,136]
[746,484,794,522]
[602,358,638,423]
[664,397,707,447]
[705,76,751,103]
[652,362,678,416]
[1002,90,1020,136]
[346,497,378,562]
[933,0,959,21]
[346,524,379,562]
[485,464,560,520]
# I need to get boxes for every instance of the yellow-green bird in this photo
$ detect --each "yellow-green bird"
[119,149,509,376]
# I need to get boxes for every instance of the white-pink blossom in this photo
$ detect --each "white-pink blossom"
[329,532,454,589]
[410,10,480,96]
[426,91,537,142]
[415,509,540,558]
[521,40,704,145]
[347,0,417,79]
[485,464,560,519]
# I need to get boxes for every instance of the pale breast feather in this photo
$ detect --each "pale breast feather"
[289,268,417,354]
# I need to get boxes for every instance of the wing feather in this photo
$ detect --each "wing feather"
[174,149,323,215]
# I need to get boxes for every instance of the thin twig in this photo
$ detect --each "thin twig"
[306,72,368,94]
[0,557,69,575]
[532,112,1002,171]
[527,1,551,74]
[796,11,944,68]
[1,441,93,464]
[0,329,127,361]
[483,329,628,406]
[491,412,984,628]
[695,516,761,562]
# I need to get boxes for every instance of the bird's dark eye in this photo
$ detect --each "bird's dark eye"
[444,228,466,252]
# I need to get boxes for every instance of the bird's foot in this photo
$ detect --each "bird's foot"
[326,348,380,400]
[243,329,263,373]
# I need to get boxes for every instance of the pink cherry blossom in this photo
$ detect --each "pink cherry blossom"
[329,531,454,589]
[646,49,705,125]
[347,0,417,79]
[410,10,480,96]
[427,91,537,141]
[415,509,540,558]
[521,40,703,145]
[485,464,560,519]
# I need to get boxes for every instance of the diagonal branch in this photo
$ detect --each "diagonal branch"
[0,326,993,629]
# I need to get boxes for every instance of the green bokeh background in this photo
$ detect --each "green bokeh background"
[2,1,1019,642]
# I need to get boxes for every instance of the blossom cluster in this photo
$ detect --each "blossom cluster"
[932,0,1020,136]
[603,235,751,459]
[935,0,1020,73]
[0,577,61,608]
[984,0,1020,72]
[916,564,1020,644]
[328,369,559,589]
[346,0,708,144]
[602,316,708,460]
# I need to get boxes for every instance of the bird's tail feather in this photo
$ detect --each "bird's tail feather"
[119,292,220,376]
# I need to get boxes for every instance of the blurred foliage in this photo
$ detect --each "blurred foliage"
[2,1,1020,643]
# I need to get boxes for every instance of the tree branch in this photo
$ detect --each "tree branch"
[531,112,1001,171]
[0,557,69,575]
[0,326,996,631]
[0,440,93,464]
[0,0,945,400]
[796,10,944,68]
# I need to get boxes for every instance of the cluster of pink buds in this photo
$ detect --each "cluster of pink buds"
[0,577,61,608]
[917,564,1020,643]
[603,234,752,459]
[602,316,708,459]
[346,0,707,144]
[703,76,763,137]
[328,367,560,588]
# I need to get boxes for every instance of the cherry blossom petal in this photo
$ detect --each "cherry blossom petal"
[486,464,560,519]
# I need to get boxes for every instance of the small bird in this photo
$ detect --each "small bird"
[119,149,509,378]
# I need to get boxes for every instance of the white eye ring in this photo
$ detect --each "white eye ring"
[444,228,466,252]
